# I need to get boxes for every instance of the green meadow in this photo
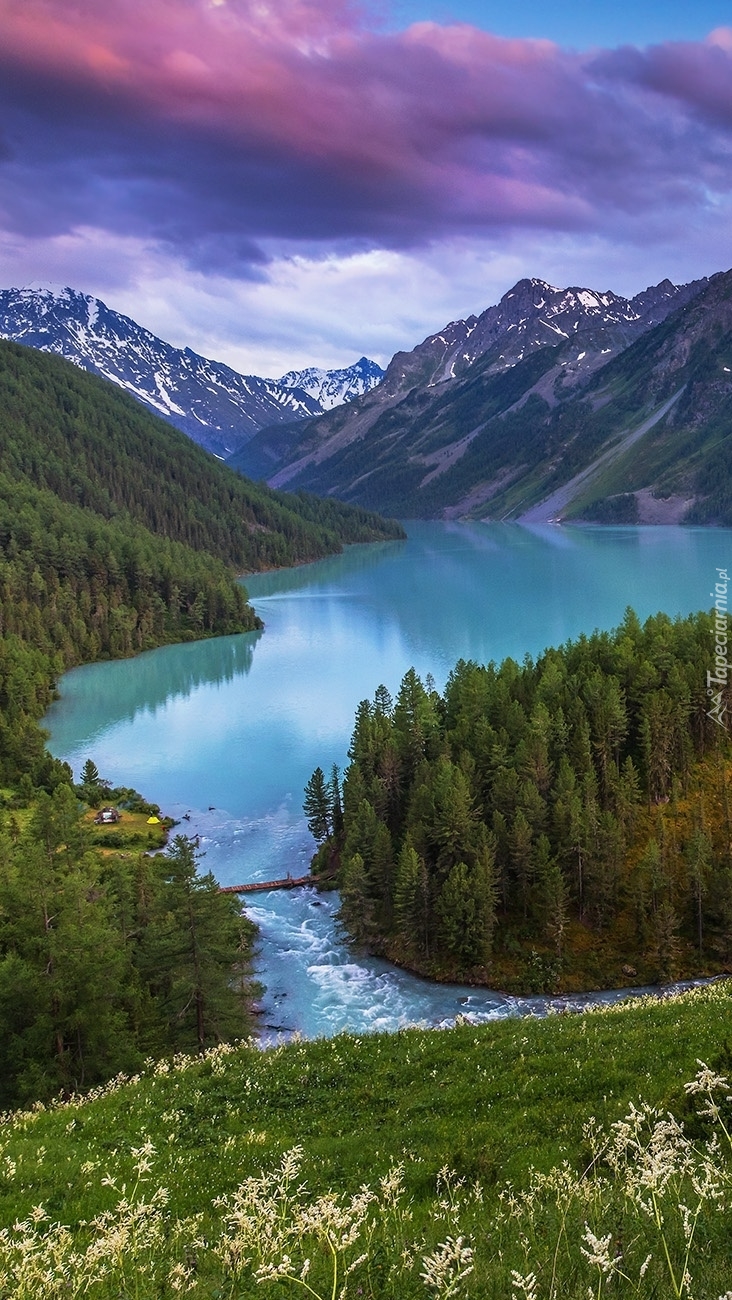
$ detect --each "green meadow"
[1,980,731,1298]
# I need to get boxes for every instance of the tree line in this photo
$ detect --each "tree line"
[306,608,732,988]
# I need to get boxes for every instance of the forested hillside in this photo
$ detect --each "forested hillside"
[0,339,403,573]
[309,609,732,989]
[0,622,259,1107]
[0,338,403,667]
[0,340,401,1107]
[0,806,258,1108]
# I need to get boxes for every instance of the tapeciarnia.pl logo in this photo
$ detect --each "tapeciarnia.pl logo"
[707,566,729,729]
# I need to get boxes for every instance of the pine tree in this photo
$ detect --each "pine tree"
[138,836,251,1053]
[393,842,419,943]
[510,809,534,919]
[393,668,439,779]
[685,826,712,957]
[81,758,100,786]
[653,900,681,982]
[428,757,476,876]
[372,822,395,909]
[436,855,495,967]
[303,767,333,842]
[536,836,569,958]
[337,853,375,945]
[615,755,641,838]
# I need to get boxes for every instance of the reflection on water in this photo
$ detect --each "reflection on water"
[249,521,729,678]
[45,522,732,1038]
[243,537,407,598]
[48,631,261,751]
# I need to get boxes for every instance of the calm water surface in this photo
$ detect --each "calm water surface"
[44,522,732,1038]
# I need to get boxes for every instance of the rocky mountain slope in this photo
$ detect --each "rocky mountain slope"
[360,275,702,400]
[229,272,732,523]
[0,287,383,460]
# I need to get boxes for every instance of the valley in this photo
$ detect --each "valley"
[5,2,732,1293]
[44,521,732,1038]
[6,268,732,530]
[3,278,732,1300]
[0,338,401,1105]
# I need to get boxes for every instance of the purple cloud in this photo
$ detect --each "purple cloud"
[0,1,731,274]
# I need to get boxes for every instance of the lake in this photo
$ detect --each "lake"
[44,521,732,1038]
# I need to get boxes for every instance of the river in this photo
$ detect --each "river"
[44,521,732,1039]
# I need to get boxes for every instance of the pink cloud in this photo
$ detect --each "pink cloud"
[0,0,731,268]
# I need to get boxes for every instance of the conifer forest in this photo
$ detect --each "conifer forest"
[310,609,732,990]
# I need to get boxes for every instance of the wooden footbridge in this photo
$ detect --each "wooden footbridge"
[219,874,312,895]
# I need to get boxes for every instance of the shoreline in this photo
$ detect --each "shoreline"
[330,910,732,1000]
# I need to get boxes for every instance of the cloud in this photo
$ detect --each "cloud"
[1,1,732,374]
[2,221,726,379]
[592,28,732,129]
[0,0,731,279]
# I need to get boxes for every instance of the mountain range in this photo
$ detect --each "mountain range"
[0,287,384,460]
[232,272,732,522]
[5,271,732,526]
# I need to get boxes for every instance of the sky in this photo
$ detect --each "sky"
[1,0,732,375]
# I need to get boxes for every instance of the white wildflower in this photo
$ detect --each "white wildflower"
[420,1235,474,1297]
[581,1225,621,1277]
[169,1260,196,1292]
[511,1268,538,1300]
[684,1061,729,1097]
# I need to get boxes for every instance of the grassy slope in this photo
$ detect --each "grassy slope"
[1,983,730,1236]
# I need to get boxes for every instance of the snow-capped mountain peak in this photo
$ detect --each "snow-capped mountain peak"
[278,356,385,409]
[0,286,384,460]
[375,273,708,397]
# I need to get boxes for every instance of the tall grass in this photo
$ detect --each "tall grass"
[1,984,731,1298]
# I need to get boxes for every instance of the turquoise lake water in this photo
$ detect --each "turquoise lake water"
[44,522,732,1037]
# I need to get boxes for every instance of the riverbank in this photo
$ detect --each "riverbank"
[44,522,732,1040]
[372,928,731,996]
[309,862,732,998]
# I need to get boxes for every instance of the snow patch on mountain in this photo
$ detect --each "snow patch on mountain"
[375,274,707,399]
[0,286,383,460]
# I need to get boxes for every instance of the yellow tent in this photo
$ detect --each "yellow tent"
[146,815,160,825]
